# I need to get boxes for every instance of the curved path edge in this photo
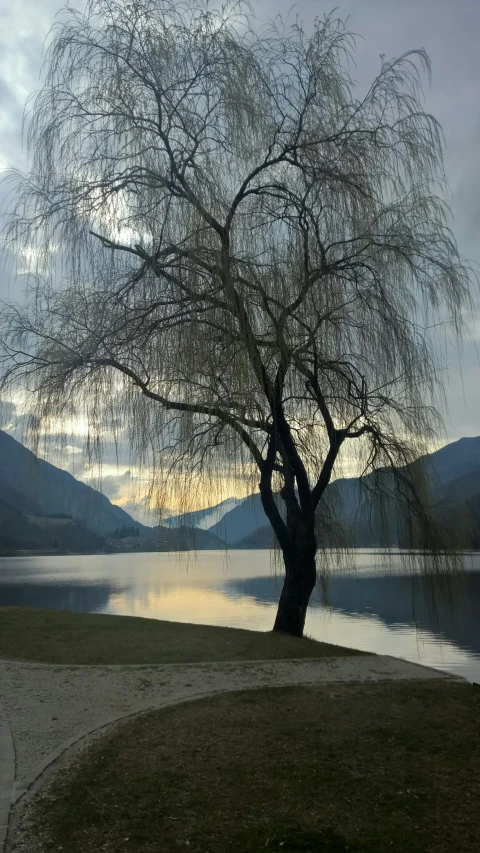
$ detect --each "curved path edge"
[5,682,318,851]
[0,697,15,851]
[2,656,466,853]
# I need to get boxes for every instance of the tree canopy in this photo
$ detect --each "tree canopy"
[0,0,474,633]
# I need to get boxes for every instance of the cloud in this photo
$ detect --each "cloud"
[81,468,163,526]
[0,0,479,501]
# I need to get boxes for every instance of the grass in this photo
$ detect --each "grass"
[29,682,480,853]
[0,607,363,664]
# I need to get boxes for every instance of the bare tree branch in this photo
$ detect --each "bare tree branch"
[0,0,475,635]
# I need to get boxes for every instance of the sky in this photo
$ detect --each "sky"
[0,0,479,521]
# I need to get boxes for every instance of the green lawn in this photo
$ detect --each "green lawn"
[27,682,480,853]
[0,607,363,664]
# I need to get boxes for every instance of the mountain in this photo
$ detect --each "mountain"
[0,479,44,516]
[418,436,480,487]
[436,470,480,505]
[163,497,243,530]
[209,493,274,546]
[174,437,480,549]
[207,485,367,547]
[0,499,47,552]
[0,497,105,554]
[0,429,149,536]
[0,429,226,553]
[2,428,478,554]
[234,524,273,549]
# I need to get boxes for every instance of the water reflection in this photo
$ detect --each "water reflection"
[0,550,479,682]
[223,573,480,658]
[106,585,276,631]
[0,582,121,613]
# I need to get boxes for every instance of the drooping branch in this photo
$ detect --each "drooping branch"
[0,0,473,578]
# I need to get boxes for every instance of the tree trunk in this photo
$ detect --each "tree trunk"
[273,552,317,636]
[258,469,317,637]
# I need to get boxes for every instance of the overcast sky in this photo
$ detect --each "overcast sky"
[0,0,479,516]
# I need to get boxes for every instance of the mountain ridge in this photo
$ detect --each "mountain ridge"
[0,430,226,552]
[163,496,243,530]
[0,429,146,536]
[180,436,480,548]
[1,430,479,553]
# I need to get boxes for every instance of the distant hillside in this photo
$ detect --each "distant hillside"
[0,498,105,554]
[2,429,478,553]
[0,430,227,553]
[164,497,243,530]
[209,493,280,546]
[0,479,44,516]
[179,437,480,549]
[429,469,480,506]
[418,436,480,487]
[0,429,149,536]
[234,524,273,549]
[0,499,46,552]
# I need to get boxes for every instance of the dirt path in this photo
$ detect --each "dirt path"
[0,654,463,851]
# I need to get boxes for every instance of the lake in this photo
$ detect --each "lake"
[0,549,479,683]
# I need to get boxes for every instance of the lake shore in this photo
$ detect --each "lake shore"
[2,550,479,682]
[0,608,473,853]
[0,606,364,665]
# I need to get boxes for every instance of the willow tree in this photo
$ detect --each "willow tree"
[0,0,471,634]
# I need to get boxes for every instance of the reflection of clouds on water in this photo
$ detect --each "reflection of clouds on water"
[106,585,275,631]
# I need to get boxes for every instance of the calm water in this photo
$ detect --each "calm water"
[0,550,479,682]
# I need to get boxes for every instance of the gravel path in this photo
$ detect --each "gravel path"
[0,654,463,852]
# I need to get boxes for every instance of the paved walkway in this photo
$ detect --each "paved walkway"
[0,655,463,852]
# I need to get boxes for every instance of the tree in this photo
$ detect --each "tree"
[0,0,473,635]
